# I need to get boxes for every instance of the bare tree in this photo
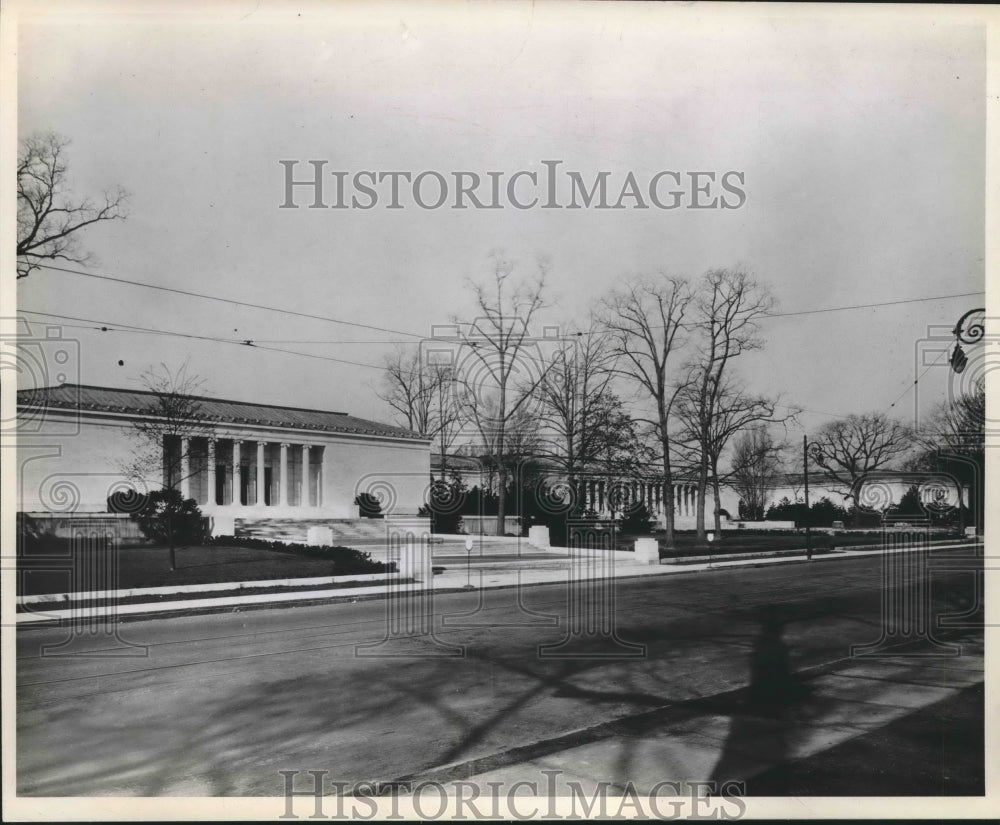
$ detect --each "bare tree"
[454,253,551,535]
[377,346,460,479]
[685,266,775,542]
[809,412,914,494]
[17,132,129,279]
[534,321,617,482]
[676,374,794,532]
[914,378,985,459]
[121,364,211,569]
[909,379,985,529]
[601,274,693,548]
[729,425,786,520]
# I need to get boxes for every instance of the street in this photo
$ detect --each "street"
[16,551,984,797]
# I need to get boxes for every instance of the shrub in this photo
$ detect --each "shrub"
[766,496,850,528]
[809,497,851,527]
[893,484,924,517]
[130,488,209,546]
[107,488,150,514]
[619,502,654,535]
[17,513,63,556]
[207,535,392,574]
[354,492,384,518]
[419,476,466,534]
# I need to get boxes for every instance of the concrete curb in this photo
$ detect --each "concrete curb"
[16,581,422,624]
[661,537,974,565]
[14,539,983,626]
[19,572,401,606]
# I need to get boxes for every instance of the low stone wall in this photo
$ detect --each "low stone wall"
[20,511,150,542]
[724,520,796,531]
[459,515,523,537]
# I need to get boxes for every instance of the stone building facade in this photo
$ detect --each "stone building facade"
[17,384,431,536]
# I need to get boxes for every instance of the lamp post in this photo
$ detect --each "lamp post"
[463,535,475,590]
[950,308,985,374]
[802,435,816,561]
[438,377,447,482]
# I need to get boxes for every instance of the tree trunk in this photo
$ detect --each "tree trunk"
[662,478,675,549]
[168,509,176,571]
[695,450,709,545]
[496,440,507,537]
[660,425,675,551]
[712,473,723,534]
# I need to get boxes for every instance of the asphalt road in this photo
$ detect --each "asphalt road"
[16,550,984,797]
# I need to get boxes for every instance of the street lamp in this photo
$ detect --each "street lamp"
[950,308,985,374]
[802,435,820,561]
[463,535,475,590]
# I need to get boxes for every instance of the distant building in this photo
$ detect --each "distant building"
[430,450,741,530]
[17,384,431,536]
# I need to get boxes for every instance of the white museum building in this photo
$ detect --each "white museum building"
[17,383,432,539]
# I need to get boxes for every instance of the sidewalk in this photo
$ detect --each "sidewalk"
[14,539,984,625]
[393,635,984,796]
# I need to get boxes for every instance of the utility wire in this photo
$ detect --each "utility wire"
[16,302,974,410]
[33,263,425,340]
[21,264,986,408]
[764,291,985,319]
[32,262,984,337]
[17,309,390,372]
[884,346,951,414]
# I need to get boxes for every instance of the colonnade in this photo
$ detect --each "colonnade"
[171,436,323,508]
[574,479,701,518]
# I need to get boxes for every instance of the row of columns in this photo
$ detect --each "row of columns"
[177,437,319,508]
[575,480,701,518]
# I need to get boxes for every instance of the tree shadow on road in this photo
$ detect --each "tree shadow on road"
[707,603,818,791]
[22,577,943,797]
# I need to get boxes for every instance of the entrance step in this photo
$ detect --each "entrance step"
[234,517,391,545]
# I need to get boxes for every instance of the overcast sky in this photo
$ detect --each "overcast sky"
[15,2,986,439]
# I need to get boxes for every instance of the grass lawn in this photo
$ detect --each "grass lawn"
[17,543,388,596]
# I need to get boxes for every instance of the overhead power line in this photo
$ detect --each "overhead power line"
[17,305,968,422]
[884,346,951,415]
[17,307,570,378]
[34,263,424,340]
[763,291,986,319]
[34,262,984,338]
[17,309,390,372]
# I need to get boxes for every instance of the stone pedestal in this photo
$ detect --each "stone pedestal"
[386,517,432,581]
[397,536,427,581]
[307,525,334,547]
[211,515,235,538]
[528,525,550,549]
[634,537,659,565]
